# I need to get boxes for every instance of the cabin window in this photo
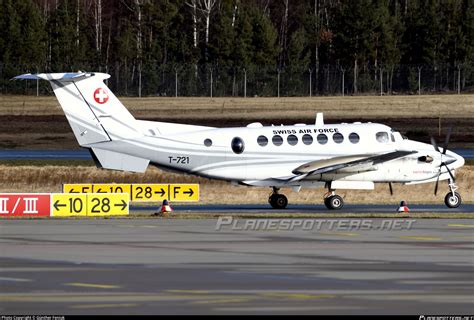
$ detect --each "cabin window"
[231,137,245,154]
[204,138,212,147]
[317,134,328,145]
[257,135,268,146]
[272,135,283,146]
[391,133,396,142]
[376,132,389,143]
[349,132,360,144]
[333,132,344,144]
[287,134,298,146]
[302,134,313,145]
[148,129,156,136]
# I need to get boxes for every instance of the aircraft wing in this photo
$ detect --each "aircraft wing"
[289,150,417,181]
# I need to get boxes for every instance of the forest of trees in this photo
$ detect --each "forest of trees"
[1,0,473,96]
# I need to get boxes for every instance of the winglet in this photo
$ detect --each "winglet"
[315,112,324,126]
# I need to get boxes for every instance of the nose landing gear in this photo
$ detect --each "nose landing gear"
[445,179,462,208]
[268,187,288,209]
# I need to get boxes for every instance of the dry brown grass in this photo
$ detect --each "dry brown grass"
[0,164,472,205]
[1,94,473,149]
[1,94,473,119]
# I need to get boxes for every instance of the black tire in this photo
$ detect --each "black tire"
[444,192,461,208]
[326,195,344,210]
[324,197,330,209]
[269,194,288,209]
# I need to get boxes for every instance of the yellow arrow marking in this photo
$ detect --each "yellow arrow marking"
[260,293,335,300]
[65,282,121,289]
[166,290,210,294]
[319,232,360,237]
[192,298,251,304]
[71,303,137,309]
[448,224,474,228]
[399,236,442,241]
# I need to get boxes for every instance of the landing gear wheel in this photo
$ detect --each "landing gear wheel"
[444,192,461,208]
[269,194,288,209]
[323,196,331,208]
[324,195,344,210]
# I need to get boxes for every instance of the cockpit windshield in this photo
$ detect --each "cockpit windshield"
[391,129,406,140]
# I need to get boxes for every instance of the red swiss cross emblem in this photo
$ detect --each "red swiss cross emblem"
[93,88,109,104]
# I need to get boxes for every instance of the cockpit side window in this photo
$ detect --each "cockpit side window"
[376,132,389,143]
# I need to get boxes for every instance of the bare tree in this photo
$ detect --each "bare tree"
[135,0,143,97]
[231,0,239,28]
[93,0,103,53]
[199,0,217,46]
[186,0,217,60]
[314,0,320,95]
[278,0,289,68]
[76,0,80,47]
[105,17,113,74]
[186,0,198,48]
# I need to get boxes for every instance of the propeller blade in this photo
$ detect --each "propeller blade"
[434,173,440,195]
[389,182,393,196]
[442,126,452,155]
[442,163,456,181]
[430,136,440,153]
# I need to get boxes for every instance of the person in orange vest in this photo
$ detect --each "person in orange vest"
[397,200,410,213]
[160,199,173,213]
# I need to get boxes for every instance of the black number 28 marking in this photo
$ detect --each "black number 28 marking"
[135,187,153,199]
[91,197,111,213]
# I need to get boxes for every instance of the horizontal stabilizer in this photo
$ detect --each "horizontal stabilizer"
[13,72,98,82]
[90,148,149,173]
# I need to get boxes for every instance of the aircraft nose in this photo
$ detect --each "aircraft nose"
[444,156,456,165]
[446,150,465,168]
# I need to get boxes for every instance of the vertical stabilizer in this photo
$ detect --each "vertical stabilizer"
[14,72,141,146]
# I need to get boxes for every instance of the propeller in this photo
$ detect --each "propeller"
[388,182,393,196]
[431,127,456,195]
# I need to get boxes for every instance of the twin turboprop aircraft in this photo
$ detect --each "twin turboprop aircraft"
[14,72,465,209]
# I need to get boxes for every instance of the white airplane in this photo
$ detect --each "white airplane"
[14,72,465,209]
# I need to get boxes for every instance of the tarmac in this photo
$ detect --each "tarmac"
[0,218,473,314]
[133,203,474,214]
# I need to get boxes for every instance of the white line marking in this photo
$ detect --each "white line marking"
[0,277,32,282]
[11,198,21,214]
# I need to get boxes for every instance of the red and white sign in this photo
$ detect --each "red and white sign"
[93,88,109,104]
[0,194,51,217]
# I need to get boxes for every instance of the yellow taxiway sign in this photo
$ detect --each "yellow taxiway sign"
[63,183,199,202]
[51,193,129,217]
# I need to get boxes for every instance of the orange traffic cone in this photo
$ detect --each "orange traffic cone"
[397,200,410,213]
[160,200,173,213]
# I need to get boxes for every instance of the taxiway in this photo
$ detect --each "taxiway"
[0,218,473,314]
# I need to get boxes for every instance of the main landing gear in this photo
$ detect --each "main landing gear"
[268,187,288,209]
[268,187,344,210]
[444,179,462,208]
[324,190,344,210]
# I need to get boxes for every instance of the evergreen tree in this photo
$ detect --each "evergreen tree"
[1,0,46,72]
[0,0,471,95]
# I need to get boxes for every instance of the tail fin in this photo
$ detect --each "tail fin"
[14,72,141,146]
[14,72,149,173]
